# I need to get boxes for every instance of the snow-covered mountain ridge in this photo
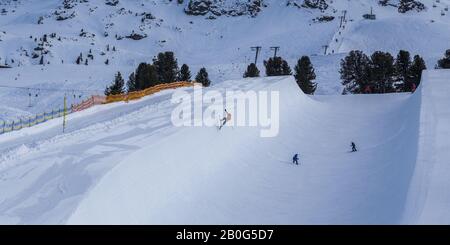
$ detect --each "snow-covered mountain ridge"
[0,0,441,68]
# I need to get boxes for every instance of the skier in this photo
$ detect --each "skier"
[219,109,231,130]
[351,142,357,152]
[293,154,299,165]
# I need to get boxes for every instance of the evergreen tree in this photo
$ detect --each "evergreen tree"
[340,50,371,94]
[264,58,278,76]
[369,51,395,93]
[127,72,137,92]
[264,56,291,76]
[409,55,426,90]
[135,63,159,90]
[105,72,125,96]
[39,55,44,65]
[144,64,159,89]
[281,59,292,76]
[196,68,211,87]
[394,50,412,91]
[178,64,192,82]
[243,63,260,78]
[294,56,317,95]
[437,49,450,69]
[134,63,148,90]
[153,51,179,83]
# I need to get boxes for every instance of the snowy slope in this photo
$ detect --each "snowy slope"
[1,0,450,225]
[0,70,450,224]
[66,76,421,224]
[0,87,189,224]
[402,70,450,225]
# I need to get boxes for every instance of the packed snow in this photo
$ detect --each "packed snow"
[1,0,450,224]
[0,71,448,224]
[67,76,420,224]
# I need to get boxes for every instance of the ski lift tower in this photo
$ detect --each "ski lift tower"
[251,46,262,64]
[363,7,376,20]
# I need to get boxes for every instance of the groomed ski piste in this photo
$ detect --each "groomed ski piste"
[0,70,449,224]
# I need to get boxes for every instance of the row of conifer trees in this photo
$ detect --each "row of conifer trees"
[105,51,211,96]
[340,50,426,94]
[243,56,318,95]
[106,48,439,96]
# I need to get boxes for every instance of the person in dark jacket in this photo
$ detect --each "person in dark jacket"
[293,154,299,165]
[351,142,357,152]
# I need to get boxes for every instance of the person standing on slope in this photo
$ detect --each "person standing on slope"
[351,142,357,152]
[219,109,231,130]
[293,154,299,165]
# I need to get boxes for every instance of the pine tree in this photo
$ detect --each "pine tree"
[340,50,371,94]
[294,56,317,95]
[196,68,211,87]
[264,57,291,76]
[369,51,395,93]
[394,50,412,92]
[409,55,426,90]
[153,51,179,83]
[39,55,44,65]
[134,63,147,90]
[281,59,292,75]
[134,63,159,90]
[178,64,191,82]
[105,72,125,96]
[144,64,159,89]
[127,72,137,92]
[437,49,450,69]
[243,63,260,78]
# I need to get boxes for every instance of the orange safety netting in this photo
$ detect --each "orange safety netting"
[104,81,196,104]
[72,95,106,112]
[71,81,197,113]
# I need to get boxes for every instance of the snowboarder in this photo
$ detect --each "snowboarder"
[219,109,231,130]
[293,154,299,165]
[351,142,357,152]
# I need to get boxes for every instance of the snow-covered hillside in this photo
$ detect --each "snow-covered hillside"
[67,76,420,225]
[0,70,450,224]
[1,0,450,225]
[1,0,450,120]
